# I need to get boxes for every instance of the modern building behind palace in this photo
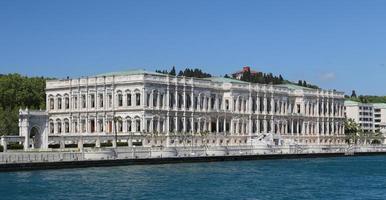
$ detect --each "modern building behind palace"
[18,68,346,150]
[344,100,386,133]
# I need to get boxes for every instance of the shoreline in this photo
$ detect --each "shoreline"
[1,151,386,172]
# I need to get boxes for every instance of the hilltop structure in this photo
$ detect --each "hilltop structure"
[14,69,345,150]
[232,66,259,80]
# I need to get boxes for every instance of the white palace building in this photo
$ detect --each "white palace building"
[14,69,346,151]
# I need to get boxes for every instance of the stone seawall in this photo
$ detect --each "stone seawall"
[1,151,386,172]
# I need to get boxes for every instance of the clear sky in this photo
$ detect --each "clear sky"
[1,0,386,95]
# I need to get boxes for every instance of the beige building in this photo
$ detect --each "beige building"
[344,101,386,133]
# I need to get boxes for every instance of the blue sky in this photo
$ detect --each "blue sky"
[1,0,386,95]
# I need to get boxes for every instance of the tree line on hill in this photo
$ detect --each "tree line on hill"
[0,74,47,135]
[156,66,212,78]
[236,68,285,84]
[346,90,386,103]
[156,66,318,89]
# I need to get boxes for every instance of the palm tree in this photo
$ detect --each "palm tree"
[344,118,360,145]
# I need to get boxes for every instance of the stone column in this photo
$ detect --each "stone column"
[191,89,194,111]
[216,117,220,133]
[256,93,260,114]
[263,94,267,114]
[175,116,179,133]
[256,119,260,134]
[223,118,227,134]
[166,86,170,109]
[183,117,187,132]
[248,116,252,136]
[183,87,186,111]
[191,117,194,134]
[230,119,234,135]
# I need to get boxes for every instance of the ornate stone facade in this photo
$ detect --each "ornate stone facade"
[35,69,345,149]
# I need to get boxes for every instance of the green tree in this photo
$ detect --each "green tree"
[169,66,176,76]
[344,118,360,144]
[0,74,47,135]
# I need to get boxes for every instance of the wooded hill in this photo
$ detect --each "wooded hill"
[346,90,386,103]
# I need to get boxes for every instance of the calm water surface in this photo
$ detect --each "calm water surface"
[1,156,386,200]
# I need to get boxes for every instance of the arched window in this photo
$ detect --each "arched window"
[135,92,141,106]
[64,119,70,133]
[49,120,54,133]
[135,118,141,132]
[57,96,62,110]
[117,118,123,132]
[64,95,70,109]
[117,91,123,107]
[49,97,54,110]
[126,90,132,106]
[56,119,62,133]
[126,118,132,132]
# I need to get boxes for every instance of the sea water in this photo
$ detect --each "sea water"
[1,156,386,200]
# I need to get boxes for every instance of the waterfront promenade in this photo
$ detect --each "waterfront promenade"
[1,144,386,171]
